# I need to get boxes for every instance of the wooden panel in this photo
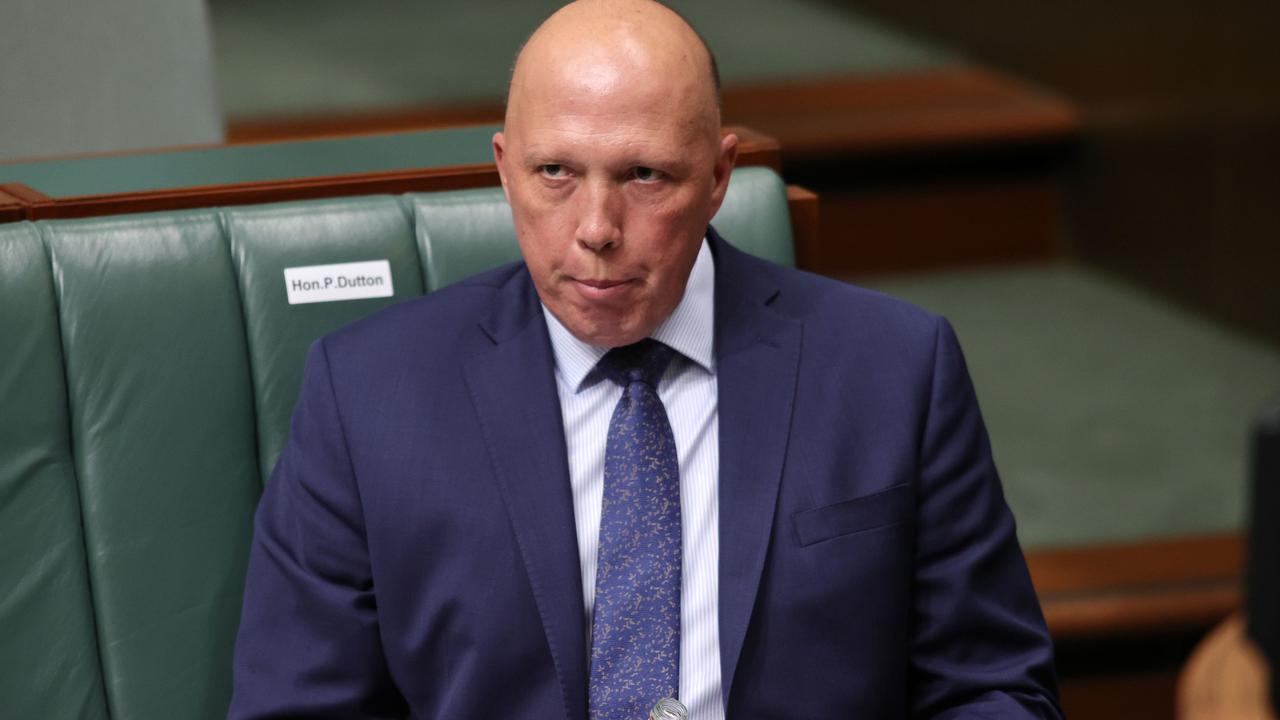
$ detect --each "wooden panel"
[0,183,53,222]
[1060,672,1179,720]
[785,185,820,269]
[1044,586,1239,640]
[726,126,782,173]
[1029,534,1244,640]
[814,177,1059,275]
[23,164,499,221]
[0,188,26,223]
[722,66,1078,162]
[1029,534,1243,596]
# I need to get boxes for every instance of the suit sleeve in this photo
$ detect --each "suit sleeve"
[229,340,407,719]
[908,318,1063,719]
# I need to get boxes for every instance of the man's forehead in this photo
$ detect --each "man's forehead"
[516,127,694,165]
[505,51,714,151]
[513,66,697,124]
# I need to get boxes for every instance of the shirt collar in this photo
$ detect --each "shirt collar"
[542,238,716,392]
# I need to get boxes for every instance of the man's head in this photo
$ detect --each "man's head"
[494,0,737,348]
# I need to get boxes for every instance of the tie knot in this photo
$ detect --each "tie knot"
[597,339,676,389]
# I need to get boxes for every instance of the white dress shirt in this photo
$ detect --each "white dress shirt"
[542,239,725,720]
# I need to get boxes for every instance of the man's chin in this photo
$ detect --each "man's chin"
[559,312,651,349]
[551,293,655,347]
[572,326,648,349]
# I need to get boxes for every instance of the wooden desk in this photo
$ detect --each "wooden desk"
[1029,534,1243,641]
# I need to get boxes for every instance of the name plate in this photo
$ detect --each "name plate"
[284,260,395,305]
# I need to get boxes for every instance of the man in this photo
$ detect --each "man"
[230,1,1062,717]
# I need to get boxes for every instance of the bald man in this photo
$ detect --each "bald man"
[230,2,1062,718]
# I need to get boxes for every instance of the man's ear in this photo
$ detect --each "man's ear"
[709,132,739,211]
[493,131,511,201]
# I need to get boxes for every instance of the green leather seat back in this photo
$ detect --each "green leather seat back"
[708,166,796,267]
[0,223,110,720]
[43,212,261,720]
[406,165,796,289]
[407,187,519,292]
[223,197,424,480]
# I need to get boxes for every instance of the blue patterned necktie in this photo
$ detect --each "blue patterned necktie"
[589,339,682,720]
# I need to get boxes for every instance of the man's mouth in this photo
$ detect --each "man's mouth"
[576,278,628,289]
[572,277,635,300]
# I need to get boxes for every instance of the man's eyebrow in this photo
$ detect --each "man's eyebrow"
[517,145,572,163]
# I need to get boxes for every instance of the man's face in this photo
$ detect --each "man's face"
[494,54,736,348]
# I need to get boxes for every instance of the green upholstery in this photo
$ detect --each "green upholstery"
[709,168,795,267]
[44,213,261,720]
[0,167,795,719]
[407,187,518,292]
[223,197,424,480]
[0,223,110,720]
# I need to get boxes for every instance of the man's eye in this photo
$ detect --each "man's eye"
[632,166,661,182]
[539,164,565,178]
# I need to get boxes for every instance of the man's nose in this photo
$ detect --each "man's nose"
[575,179,622,252]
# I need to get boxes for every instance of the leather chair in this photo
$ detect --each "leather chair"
[0,167,795,720]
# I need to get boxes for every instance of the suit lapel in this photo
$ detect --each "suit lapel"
[463,270,587,720]
[710,231,803,708]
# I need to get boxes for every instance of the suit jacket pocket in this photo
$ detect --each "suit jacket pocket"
[792,483,912,547]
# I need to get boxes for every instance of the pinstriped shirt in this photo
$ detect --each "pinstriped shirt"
[542,239,725,720]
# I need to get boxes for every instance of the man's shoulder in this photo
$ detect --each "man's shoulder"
[320,261,524,365]
[728,245,943,347]
[725,248,956,417]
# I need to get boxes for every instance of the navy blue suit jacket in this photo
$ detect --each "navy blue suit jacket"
[230,229,1061,718]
